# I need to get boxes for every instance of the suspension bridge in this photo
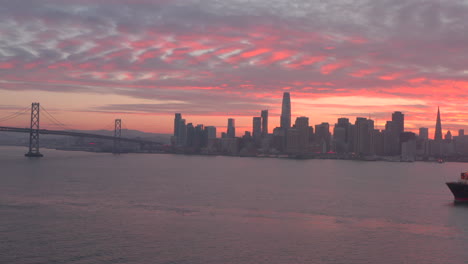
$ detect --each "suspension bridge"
[0,103,164,157]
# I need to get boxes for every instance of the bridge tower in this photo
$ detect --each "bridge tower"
[25,102,43,157]
[113,119,122,154]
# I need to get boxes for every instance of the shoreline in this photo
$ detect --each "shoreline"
[2,144,467,163]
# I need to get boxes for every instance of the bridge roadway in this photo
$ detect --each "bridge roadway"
[0,126,163,145]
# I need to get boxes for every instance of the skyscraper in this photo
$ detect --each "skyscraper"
[334,118,351,153]
[384,120,399,155]
[227,118,236,138]
[261,110,268,136]
[294,117,309,153]
[280,92,291,129]
[392,111,404,134]
[174,113,181,136]
[252,117,262,140]
[434,107,443,141]
[315,122,331,153]
[186,123,195,147]
[176,118,186,146]
[354,117,374,155]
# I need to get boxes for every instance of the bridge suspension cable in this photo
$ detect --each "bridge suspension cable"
[0,107,30,123]
[101,120,117,132]
[39,106,72,130]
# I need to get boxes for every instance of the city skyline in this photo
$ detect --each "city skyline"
[172,91,458,140]
[169,92,468,159]
[0,1,468,135]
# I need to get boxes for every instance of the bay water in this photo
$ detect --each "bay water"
[1,146,468,264]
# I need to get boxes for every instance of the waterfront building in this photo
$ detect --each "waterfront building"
[333,118,351,153]
[286,128,299,154]
[401,140,416,162]
[454,135,468,156]
[373,129,385,156]
[220,137,239,155]
[295,117,310,153]
[315,122,331,153]
[384,121,399,155]
[354,117,374,155]
[272,127,286,152]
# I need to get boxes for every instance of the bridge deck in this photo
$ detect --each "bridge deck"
[0,126,163,145]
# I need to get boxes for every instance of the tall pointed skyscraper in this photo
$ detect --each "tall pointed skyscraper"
[434,107,442,141]
[280,92,291,129]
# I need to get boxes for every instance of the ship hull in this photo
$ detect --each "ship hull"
[446,182,468,202]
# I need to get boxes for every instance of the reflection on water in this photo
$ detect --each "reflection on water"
[1,146,468,264]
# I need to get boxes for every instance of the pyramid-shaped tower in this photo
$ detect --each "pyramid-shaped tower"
[434,107,443,141]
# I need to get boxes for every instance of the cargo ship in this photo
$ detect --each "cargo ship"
[446,172,468,202]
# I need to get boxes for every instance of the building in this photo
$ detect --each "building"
[315,122,331,153]
[434,107,443,141]
[354,117,374,155]
[174,113,181,136]
[261,110,268,136]
[333,118,351,153]
[392,111,405,135]
[286,128,299,154]
[419,128,429,140]
[430,107,444,156]
[280,92,291,129]
[272,127,286,152]
[252,117,262,141]
[454,135,468,156]
[193,124,206,151]
[227,118,236,138]
[186,123,195,147]
[401,139,416,162]
[373,129,385,156]
[416,128,429,157]
[176,118,187,146]
[294,117,309,153]
[220,137,239,155]
[384,121,399,155]
[445,131,453,142]
[205,126,217,139]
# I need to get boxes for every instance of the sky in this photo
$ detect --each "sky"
[0,0,467,137]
